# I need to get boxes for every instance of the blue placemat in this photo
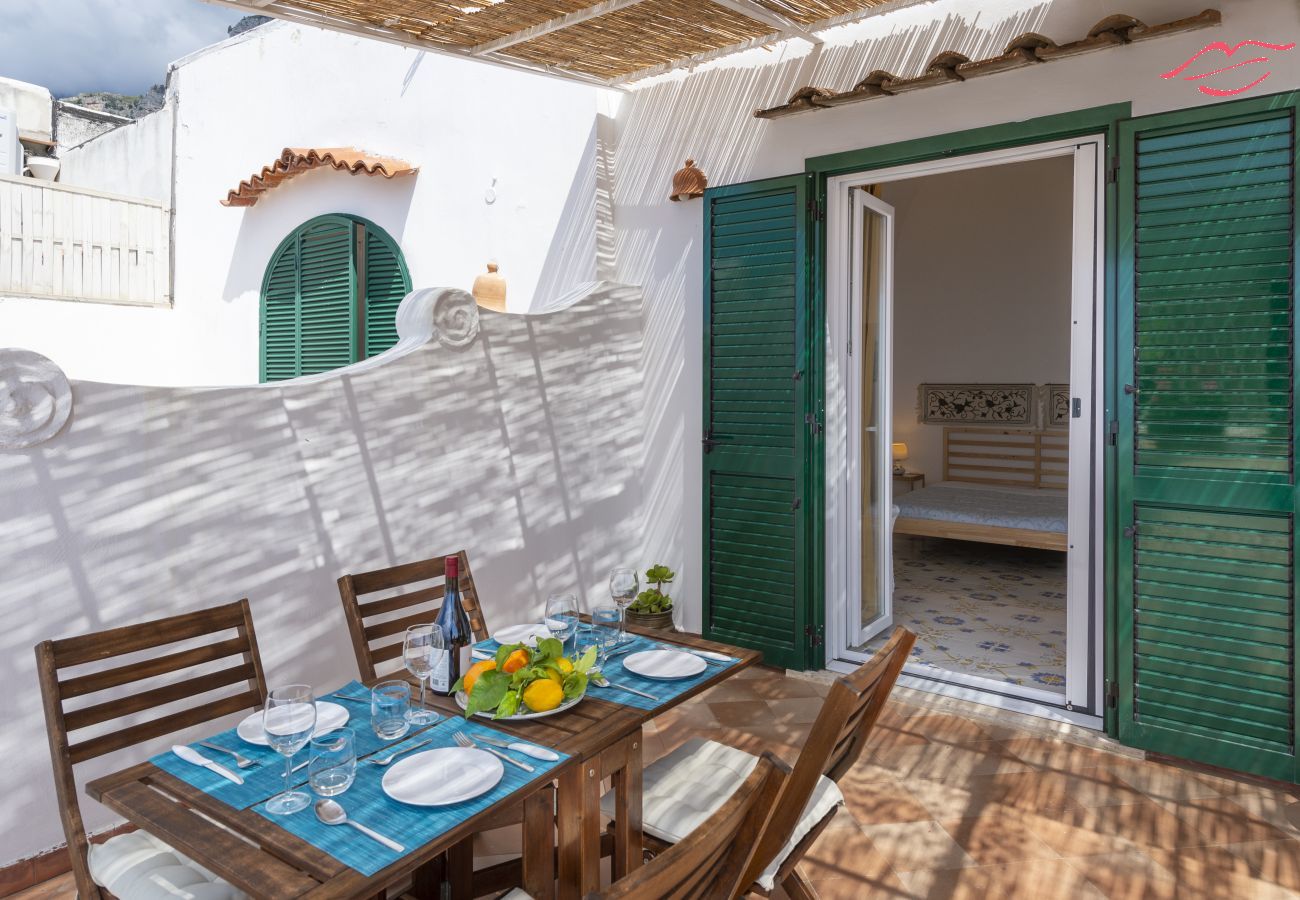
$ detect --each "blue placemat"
[149,681,445,810]
[471,633,739,712]
[253,717,568,877]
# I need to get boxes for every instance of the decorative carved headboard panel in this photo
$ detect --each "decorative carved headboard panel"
[943,428,1068,489]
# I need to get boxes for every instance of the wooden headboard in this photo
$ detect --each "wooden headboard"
[942,427,1067,489]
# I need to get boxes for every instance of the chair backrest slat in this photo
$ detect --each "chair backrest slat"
[36,598,269,900]
[338,550,489,681]
[594,752,789,900]
[738,626,915,891]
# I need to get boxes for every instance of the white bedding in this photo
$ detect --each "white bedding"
[893,480,1067,534]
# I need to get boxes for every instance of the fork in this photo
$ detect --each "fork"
[197,741,256,769]
[454,731,534,772]
[366,738,433,767]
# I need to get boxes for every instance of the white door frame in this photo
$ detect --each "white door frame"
[846,188,897,645]
[823,134,1106,715]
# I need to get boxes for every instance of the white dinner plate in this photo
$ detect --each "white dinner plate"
[622,649,707,681]
[236,701,349,746]
[382,746,504,806]
[492,623,552,647]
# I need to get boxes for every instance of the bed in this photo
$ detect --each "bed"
[893,428,1068,552]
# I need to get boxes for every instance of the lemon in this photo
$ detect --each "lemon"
[555,658,575,675]
[522,678,565,713]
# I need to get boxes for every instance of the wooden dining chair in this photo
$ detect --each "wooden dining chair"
[337,550,489,680]
[502,751,789,900]
[603,626,916,899]
[35,598,268,900]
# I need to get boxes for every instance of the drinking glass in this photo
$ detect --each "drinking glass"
[544,593,579,655]
[370,680,411,740]
[309,728,356,797]
[264,684,317,815]
[591,605,621,666]
[403,623,442,725]
[609,567,639,645]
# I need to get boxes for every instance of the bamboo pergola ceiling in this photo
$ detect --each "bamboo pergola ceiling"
[201,0,904,85]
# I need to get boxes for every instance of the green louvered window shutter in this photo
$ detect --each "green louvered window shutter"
[1116,94,1299,782]
[260,215,410,382]
[362,224,411,358]
[701,174,814,670]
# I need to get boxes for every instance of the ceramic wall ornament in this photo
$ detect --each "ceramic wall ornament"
[431,288,481,349]
[472,262,506,312]
[0,349,73,449]
[670,159,707,201]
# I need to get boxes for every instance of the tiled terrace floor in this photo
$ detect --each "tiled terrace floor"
[13,666,1300,899]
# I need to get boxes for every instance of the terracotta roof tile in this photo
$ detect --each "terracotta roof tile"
[222,147,418,207]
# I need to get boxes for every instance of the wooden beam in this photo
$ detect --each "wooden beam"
[470,0,653,55]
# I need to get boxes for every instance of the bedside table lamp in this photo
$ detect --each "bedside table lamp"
[891,442,909,475]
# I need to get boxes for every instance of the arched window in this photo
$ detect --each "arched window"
[260,214,411,382]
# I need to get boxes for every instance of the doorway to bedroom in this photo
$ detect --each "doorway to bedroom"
[823,136,1104,723]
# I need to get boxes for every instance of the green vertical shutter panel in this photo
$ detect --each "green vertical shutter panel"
[702,175,810,670]
[261,243,299,382]
[1118,99,1298,783]
[296,218,357,376]
[363,228,410,358]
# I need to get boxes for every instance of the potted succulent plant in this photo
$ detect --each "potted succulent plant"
[627,564,675,631]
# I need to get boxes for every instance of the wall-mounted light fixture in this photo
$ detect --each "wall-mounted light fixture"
[670,159,707,201]
[472,262,506,312]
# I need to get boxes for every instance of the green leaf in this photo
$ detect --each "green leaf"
[451,674,466,693]
[535,637,563,660]
[562,671,588,700]
[645,564,675,585]
[466,669,509,717]
[574,645,598,673]
[494,690,521,719]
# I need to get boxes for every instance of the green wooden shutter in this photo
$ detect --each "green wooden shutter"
[702,174,813,670]
[363,225,411,358]
[1117,95,1298,782]
[261,241,299,382]
[296,217,357,376]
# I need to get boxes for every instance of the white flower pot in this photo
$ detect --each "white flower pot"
[24,157,59,181]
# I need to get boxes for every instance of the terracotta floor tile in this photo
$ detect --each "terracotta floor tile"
[1105,758,1228,805]
[797,819,903,885]
[998,735,1129,771]
[858,820,978,873]
[1225,789,1300,840]
[766,696,824,725]
[901,857,1107,900]
[1061,850,1181,900]
[8,873,74,900]
[937,809,1062,866]
[866,721,933,753]
[1147,844,1299,900]
[876,739,1037,783]
[1223,839,1300,892]
[703,698,772,728]
[804,872,911,899]
[743,675,829,701]
[899,712,1017,746]
[839,775,934,825]
[1029,797,1208,857]
[896,776,1005,821]
[1160,794,1295,846]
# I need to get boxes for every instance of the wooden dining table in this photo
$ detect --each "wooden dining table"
[86,626,761,900]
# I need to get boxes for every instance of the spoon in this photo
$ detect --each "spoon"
[589,672,657,701]
[314,799,405,852]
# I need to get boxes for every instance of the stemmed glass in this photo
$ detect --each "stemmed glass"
[403,624,442,725]
[609,567,639,645]
[264,684,317,815]
[544,593,579,655]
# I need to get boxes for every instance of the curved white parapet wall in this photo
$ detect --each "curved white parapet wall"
[0,282,647,870]
[0,349,73,449]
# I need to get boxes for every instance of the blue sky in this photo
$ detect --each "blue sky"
[0,0,244,97]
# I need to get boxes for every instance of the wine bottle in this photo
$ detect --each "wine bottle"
[431,555,472,695]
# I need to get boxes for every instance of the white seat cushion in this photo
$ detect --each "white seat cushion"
[88,831,248,900]
[600,737,843,891]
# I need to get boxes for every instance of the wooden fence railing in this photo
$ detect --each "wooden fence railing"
[0,173,170,306]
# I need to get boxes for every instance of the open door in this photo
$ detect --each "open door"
[848,188,896,646]
[1116,94,1299,782]
[701,174,815,670]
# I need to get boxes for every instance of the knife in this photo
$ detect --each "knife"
[474,735,561,761]
[173,745,244,785]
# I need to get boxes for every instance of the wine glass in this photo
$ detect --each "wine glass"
[544,593,579,655]
[403,624,442,725]
[264,684,317,815]
[609,567,639,645]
